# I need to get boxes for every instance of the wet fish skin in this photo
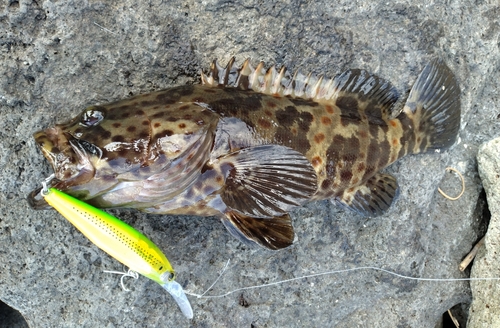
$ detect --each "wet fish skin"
[29,58,461,250]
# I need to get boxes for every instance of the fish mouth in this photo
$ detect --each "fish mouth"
[28,126,96,209]
[28,178,61,210]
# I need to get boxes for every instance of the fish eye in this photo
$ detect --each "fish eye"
[80,108,104,127]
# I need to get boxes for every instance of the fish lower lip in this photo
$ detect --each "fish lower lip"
[27,176,62,210]
[28,186,50,209]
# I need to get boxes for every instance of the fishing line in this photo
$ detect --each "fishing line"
[104,269,139,292]
[197,259,231,298]
[183,260,500,299]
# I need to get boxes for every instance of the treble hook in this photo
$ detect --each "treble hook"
[103,268,140,292]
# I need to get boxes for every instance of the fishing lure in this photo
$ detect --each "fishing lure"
[40,177,193,319]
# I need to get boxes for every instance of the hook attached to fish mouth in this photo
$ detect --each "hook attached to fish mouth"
[28,174,58,209]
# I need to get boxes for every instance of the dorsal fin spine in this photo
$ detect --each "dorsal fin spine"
[275,66,286,95]
[201,58,399,115]
[264,66,275,93]
[200,70,208,85]
[311,75,324,99]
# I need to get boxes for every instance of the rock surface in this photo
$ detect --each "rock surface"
[0,0,499,327]
[468,137,500,327]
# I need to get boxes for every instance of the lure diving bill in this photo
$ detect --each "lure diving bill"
[41,185,193,319]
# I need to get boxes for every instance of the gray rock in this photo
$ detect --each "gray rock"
[0,300,28,328]
[468,137,500,327]
[0,0,498,327]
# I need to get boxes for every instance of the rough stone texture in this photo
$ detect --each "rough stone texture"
[468,137,500,327]
[0,300,29,328]
[0,0,499,327]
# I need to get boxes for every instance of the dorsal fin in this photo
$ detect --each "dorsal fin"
[331,69,400,119]
[200,58,400,119]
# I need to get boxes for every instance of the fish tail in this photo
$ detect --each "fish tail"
[402,59,461,154]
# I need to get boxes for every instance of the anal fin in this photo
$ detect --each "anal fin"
[222,211,295,250]
[334,173,400,217]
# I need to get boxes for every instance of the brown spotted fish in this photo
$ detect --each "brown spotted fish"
[29,58,461,250]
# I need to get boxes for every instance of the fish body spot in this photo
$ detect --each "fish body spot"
[314,133,325,144]
[266,102,277,108]
[321,116,332,125]
[101,130,112,139]
[311,156,322,167]
[258,118,271,129]
[112,135,125,142]
[321,179,332,189]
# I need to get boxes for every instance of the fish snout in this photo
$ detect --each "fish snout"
[33,126,67,156]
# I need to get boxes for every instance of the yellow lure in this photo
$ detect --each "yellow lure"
[42,187,193,319]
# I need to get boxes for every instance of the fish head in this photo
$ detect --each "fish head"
[33,112,100,186]
[29,89,217,209]
[28,104,139,208]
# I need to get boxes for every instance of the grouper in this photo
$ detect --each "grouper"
[29,58,461,250]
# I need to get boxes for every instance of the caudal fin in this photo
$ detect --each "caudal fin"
[403,59,461,154]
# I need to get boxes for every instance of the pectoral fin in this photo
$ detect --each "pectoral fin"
[213,144,317,218]
[334,173,400,217]
[222,211,295,250]
[208,144,316,250]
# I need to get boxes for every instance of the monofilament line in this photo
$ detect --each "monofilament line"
[185,265,500,299]
[197,259,231,298]
[104,268,139,291]
[93,22,118,35]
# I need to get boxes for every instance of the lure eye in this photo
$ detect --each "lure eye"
[161,271,176,282]
[80,108,104,127]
